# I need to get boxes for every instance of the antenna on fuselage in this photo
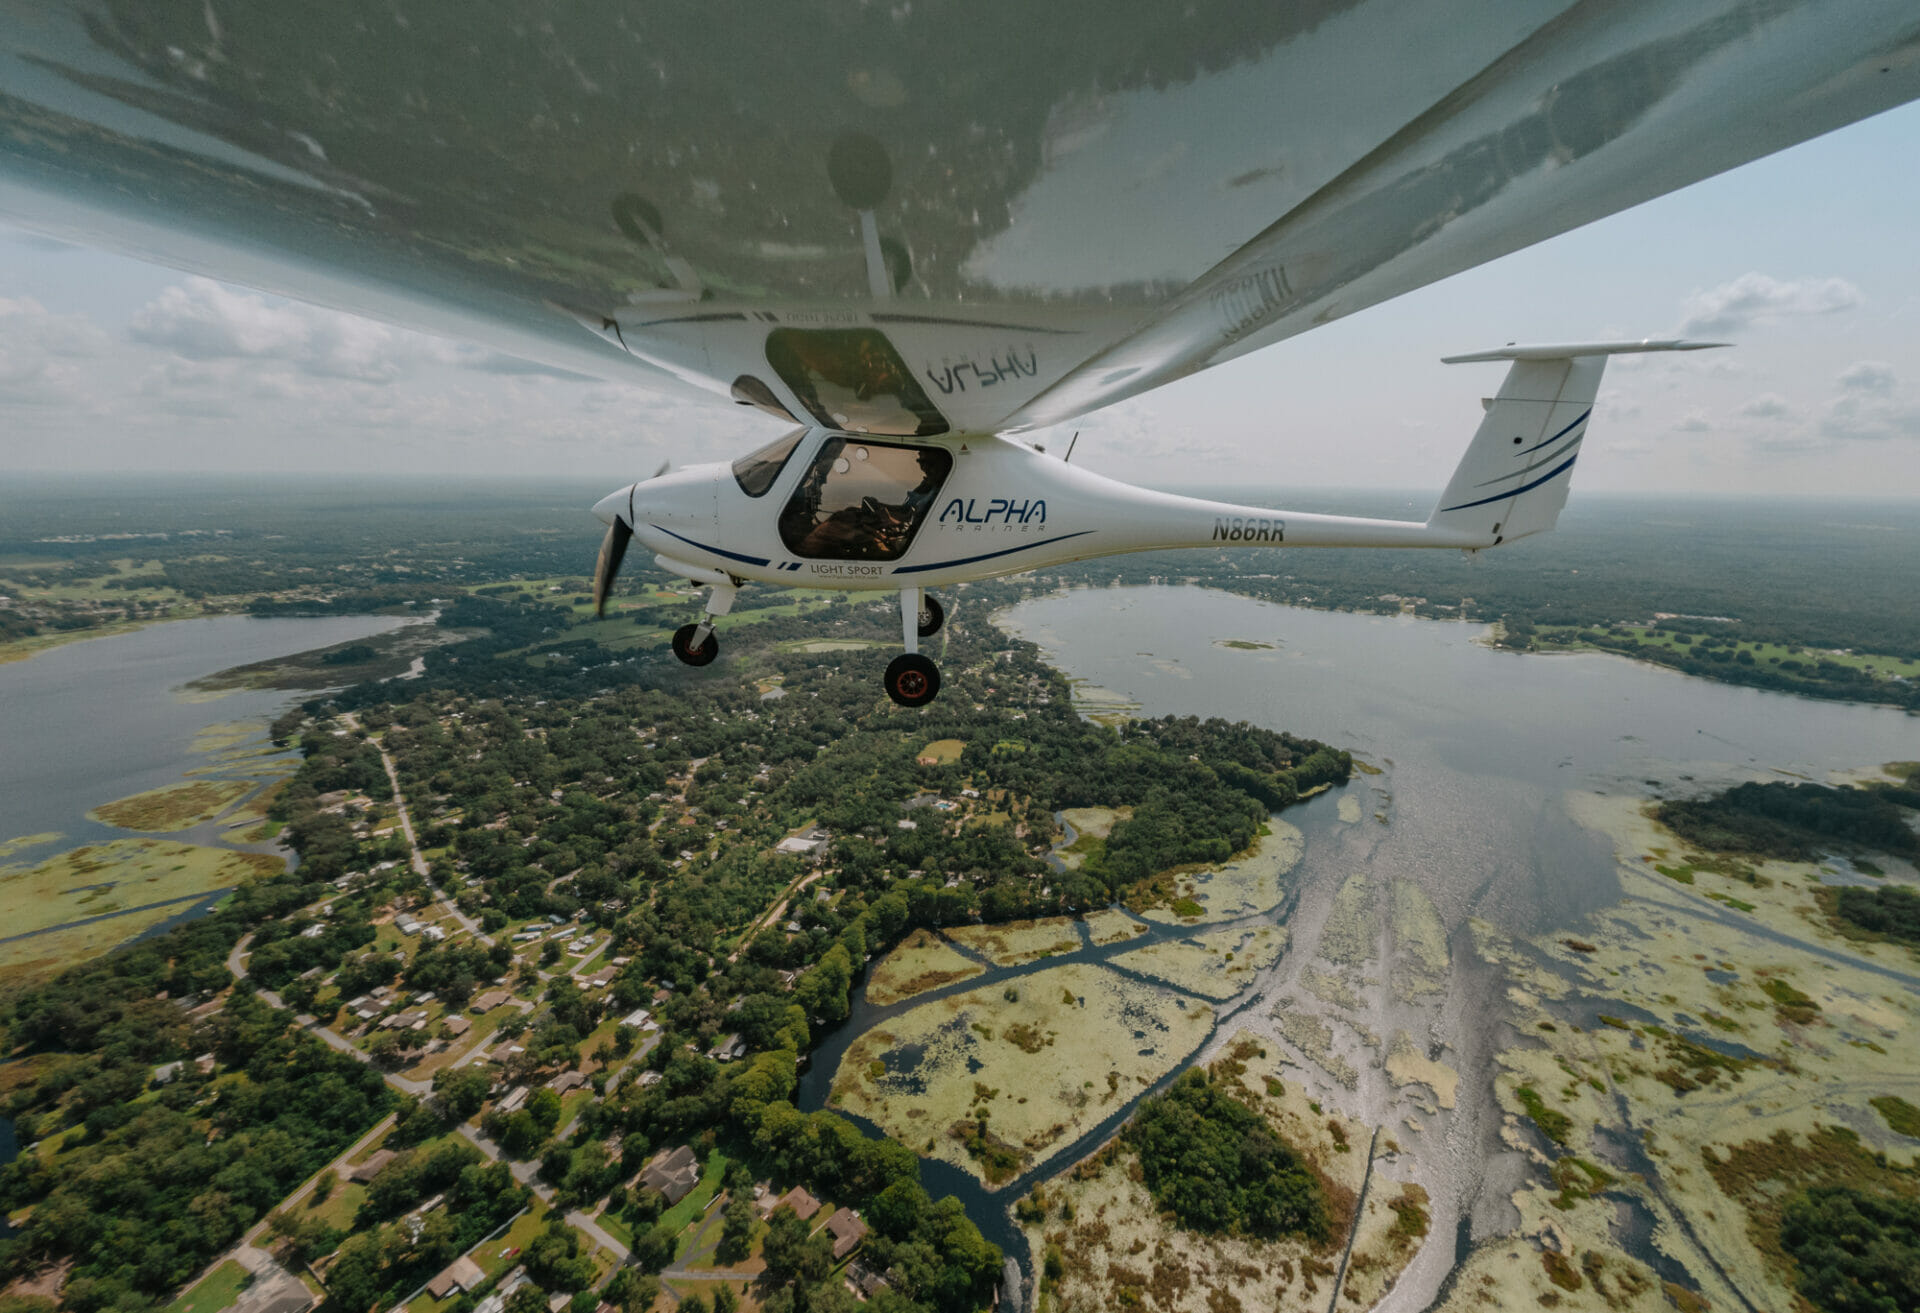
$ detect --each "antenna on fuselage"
[1063,431,1079,463]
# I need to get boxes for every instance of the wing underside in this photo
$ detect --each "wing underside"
[1,1,1915,436]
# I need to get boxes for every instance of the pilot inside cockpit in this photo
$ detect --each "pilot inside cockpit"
[778,438,952,561]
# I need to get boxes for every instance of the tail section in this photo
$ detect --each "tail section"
[1427,339,1723,545]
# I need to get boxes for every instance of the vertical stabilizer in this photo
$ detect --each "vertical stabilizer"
[1427,339,1723,544]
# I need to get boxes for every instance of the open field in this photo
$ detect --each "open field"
[833,962,1214,1184]
[864,928,985,1006]
[917,737,966,763]
[163,1259,250,1313]
[89,779,257,831]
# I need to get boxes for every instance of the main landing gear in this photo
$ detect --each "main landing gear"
[885,586,943,707]
[671,579,944,706]
[670,578,736,667]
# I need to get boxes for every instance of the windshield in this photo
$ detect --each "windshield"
[730,429,804,497]
[777,437,951,561]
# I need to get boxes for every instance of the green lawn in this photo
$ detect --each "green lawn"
[166,1260,251,1313]
[300,1178,367,1231]
[472,1201,551,1280]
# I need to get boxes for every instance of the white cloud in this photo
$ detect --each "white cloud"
[128,278,427,383]
[1736,393,1794,420]
[1674,410,1712,433]
[1677,273,1862,337]
[1837,360,1896,394]
[0,297,112,406]
[1819,391,1920,443]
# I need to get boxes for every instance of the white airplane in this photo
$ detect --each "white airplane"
[590,339,1716,704]
[2,2,1916,701]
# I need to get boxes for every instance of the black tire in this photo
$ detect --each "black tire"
[917,594,945,638]
[884,653,941,707]
[671,623,718,667]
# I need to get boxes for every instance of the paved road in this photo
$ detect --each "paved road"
[343,712,487,943]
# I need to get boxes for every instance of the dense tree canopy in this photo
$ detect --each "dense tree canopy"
[1125,1068,1328,1243]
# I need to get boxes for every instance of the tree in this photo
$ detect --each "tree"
[761,1206,831,1288]
[434,1064,494,1121]
[714,1192,756,1264]
[630,1223,678,1275]
[527,1087,564,1138]
[324,1231,386,1313]
[505,1282,549,1313]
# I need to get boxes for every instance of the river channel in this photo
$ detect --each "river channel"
[797,584,1920,1311]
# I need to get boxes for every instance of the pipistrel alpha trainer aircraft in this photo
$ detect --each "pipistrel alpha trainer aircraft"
[588,339,1715,705]
[2,2,1916,701]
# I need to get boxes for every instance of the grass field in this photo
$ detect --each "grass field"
[165,1259,250,1313]
[1538,623,1919,680]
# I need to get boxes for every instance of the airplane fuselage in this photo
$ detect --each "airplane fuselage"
[599,428,1488,595]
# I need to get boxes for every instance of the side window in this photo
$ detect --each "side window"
[778,438,952,561]
[731,430,804,498]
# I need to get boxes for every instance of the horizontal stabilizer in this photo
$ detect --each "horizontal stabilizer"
[1428,340,1724,544]
[1441,338,1727,363]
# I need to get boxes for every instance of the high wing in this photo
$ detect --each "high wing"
[3,1,1915,436]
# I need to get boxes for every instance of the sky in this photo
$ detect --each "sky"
[2,99,1918,499]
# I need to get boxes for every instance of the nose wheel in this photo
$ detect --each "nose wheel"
[672,622,718,666]
[670,579,736,667]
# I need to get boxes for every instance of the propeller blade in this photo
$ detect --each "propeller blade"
[593,517,633,617]
[650,459,671,480]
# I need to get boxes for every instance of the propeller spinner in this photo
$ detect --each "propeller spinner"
[590,460,670,616]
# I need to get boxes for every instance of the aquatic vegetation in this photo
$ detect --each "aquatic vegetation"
[88,779,257,831]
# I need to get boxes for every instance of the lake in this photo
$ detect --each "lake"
[799,584,1919,1311]
[0,613,417,864]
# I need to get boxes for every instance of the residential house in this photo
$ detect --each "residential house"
[707,1033,746,1062]
[471,989,512,1013]
[637,1145,701,1204]
[825,1208,868,1259]
[346,1149,395,1184]
[759,1184,821,1222]
[425,1257,485,1300]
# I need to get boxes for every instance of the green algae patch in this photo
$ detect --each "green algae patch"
[1112,924,1285,1000]
[1,838,281,940]
[0,832,62,860]
[943,917,1082,967]
[1870,1095,1920,1138]
[89,779,257,831]
[1137,820,1303,925]
[833,961,1213,1184]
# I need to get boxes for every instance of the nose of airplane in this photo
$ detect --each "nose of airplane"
[591,486,632,527]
